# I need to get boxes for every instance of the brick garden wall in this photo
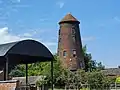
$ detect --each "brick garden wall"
[0,80,19,90]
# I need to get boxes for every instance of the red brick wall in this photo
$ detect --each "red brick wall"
[58,22,85,71]
[0,82,16,90]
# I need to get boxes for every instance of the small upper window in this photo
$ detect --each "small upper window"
[59,29,60,35]
[72,29,75,35]
[59,37,61,42]
[63,51,67,57]
[72,26,76,34]
[73,50,76,57]
[72,35,75,42]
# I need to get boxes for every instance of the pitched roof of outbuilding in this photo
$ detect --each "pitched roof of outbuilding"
[102,68,120,76]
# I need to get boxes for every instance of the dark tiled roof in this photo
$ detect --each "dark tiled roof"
[59,13,80,24]
[101,68,120,76]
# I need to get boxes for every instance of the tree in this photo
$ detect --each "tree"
[87,71,105,89]
[9,55,58,77]
[9,64,26,77]
[83,45,104,72]
[103,76,116,88]
[83,45,97,72]
[76,69,87,84]
[97,62,105,70]
[86,71,116,89]
[40,55,64,86]
[36,76,48,87]
[9,69,25,77]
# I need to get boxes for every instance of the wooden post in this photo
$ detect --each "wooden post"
[4,56,8,81]
[26,63,28,90]
[51,60,53,90]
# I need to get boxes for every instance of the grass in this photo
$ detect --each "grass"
[80,88,89,90]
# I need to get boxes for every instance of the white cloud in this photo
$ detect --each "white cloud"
[0,27,43,44]
[42,42,57,53]
[114,16,120,22]
[82,36,96,41]
[0,27,57,53]
[43,42,57,47]
[56,1,65,8]
[21,29,46,37]
[11,0,21,3]
[0,27,27,44]
[17,0,20,2]
[40,18,48,22]
[11,8,18,12]
[13,4,30,8]
[23,33,33,37]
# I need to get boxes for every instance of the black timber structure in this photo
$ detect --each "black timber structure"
[0,39,54,90]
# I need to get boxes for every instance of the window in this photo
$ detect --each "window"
[73,50,76,54]
[71,28,76,42]
[59,37,61,42]
[72,35,75,42]
[63,51,67,57]
[72,25,76,35]
[73,50,76,57]
[72,29,75,35]
[59,29,60,35]
[57,50,59,56]
[80,63,83,68]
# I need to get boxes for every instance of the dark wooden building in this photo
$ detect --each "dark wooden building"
[57,13,85,71]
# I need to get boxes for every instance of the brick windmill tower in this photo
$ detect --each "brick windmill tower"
[57,13,85,71]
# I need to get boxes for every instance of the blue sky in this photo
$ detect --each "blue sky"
[0,0,120,68]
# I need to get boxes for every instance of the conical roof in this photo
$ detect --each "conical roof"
[59,13,80,24]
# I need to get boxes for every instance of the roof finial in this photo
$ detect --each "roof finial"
[68,12,71,14]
